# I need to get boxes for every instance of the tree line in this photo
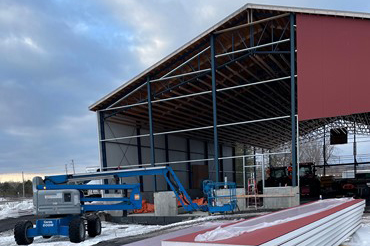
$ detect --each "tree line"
[0,181,33,197]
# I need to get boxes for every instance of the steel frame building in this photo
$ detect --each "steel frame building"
[89,4,370,193]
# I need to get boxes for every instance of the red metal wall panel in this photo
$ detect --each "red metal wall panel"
[297,14,370,121]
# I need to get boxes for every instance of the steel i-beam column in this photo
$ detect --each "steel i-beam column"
[165,134,171,190]
[147,76,157,192]
[253,147,257,182]
[290,13,297,187]
[204,142,209,167]
[232,147,236,183]
[219,144,224,181]
[136,127,144,192]
[210,34,220,182]
[97,111,108,187]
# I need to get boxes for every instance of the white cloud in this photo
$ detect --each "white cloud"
[0,36,44,53]
[134,36,168,67]
[4,126,40,137]
[56,113,96,136]
[72,22,90,34]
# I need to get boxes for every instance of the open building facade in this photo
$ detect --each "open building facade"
[89,4,370,196]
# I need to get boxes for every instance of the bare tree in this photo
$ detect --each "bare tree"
[299,140,335,165]
[270,140,336,167]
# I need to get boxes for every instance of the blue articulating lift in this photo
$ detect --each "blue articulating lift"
[14,166,236,245]
[202,180,237,214]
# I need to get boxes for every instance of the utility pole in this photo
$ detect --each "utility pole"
[22,172,25,198]
[71,159,76,174]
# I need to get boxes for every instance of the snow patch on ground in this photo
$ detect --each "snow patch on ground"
[0,199,33,220]
[343,214,370,246]
[344,226,370,246]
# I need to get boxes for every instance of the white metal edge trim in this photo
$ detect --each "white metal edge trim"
[286,206,363,245]
[318,217,361,246]
[162,201,364,246]
[316,218,362,246]
[297,211,362,246]
[288,205,363,245]
[264,201,364,245]
[331,223,362,246]
[327,219,361,246]
[297,214,362,246]
[260,201,365,246]
[246,3,370,20]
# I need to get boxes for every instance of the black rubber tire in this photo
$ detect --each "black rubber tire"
[69,217,86,243]
[14,220,34,245]
[42,236,52,239]
[87,214,102,237]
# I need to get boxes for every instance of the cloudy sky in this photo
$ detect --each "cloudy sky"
[1,0,370,177]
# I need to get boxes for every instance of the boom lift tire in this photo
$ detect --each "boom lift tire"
[14,220,34,245]
[87,214,101,237]
[69,217,86,243]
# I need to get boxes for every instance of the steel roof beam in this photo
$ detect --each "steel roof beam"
[214,13,290,35]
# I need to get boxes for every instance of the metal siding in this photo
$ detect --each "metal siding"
[297,14,370,121]
[207,143,216,181]
[190,139,205,165]
[168,136,189,189]
[104,123,138,168]
[223,146,233,182]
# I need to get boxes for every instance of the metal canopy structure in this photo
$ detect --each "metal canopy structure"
[90,4,370,186]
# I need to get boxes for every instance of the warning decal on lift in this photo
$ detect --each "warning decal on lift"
[45,193,63,199]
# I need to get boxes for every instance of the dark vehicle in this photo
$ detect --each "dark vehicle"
[264,167,291,187]
[321,171,370,201]
[257,163,320,197]
[299,163,320,197]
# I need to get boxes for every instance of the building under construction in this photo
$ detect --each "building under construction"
[89,4,370,195]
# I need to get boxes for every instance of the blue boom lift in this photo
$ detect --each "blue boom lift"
[14,166,236,245]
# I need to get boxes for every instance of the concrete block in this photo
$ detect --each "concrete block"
[236,188,246,211]
[154,191,178,216]
[263,186,300,209]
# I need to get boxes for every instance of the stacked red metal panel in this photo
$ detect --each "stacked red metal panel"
[297,14,370,121]
[161,199,364,246]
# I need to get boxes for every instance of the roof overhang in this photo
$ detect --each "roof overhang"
[91,4,370,148]
[89,4,370,111]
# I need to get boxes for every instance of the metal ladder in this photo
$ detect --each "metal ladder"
[246,173,258,209]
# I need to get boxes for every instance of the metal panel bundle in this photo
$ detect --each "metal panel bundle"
[162,198,365,246]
